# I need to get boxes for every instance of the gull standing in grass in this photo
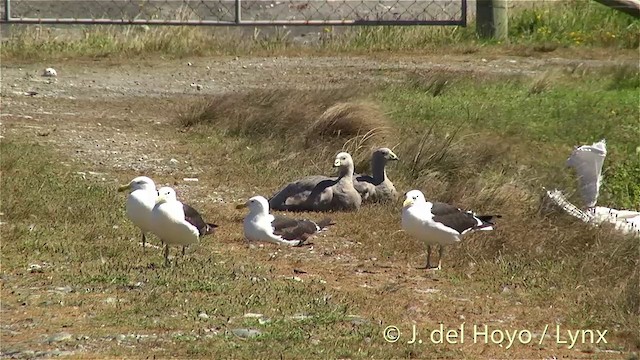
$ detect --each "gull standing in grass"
[118,176,158,251]
[238,195,334,246]
[401,190,500,270]
[151,187,218,265]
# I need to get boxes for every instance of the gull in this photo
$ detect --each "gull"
[402,190,500,270]
[237,195,334,246]
[151,187,217,265]
[118,176,158,251]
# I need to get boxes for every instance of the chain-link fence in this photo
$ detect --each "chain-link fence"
[1,0,466,26]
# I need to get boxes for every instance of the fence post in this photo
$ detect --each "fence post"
[476,0,509,40]
[4,0,10,22]
[235,0,241,24]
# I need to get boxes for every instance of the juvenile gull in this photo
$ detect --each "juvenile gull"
[269,152,362,212]
[238,195,334,246]
[118,176,157,251]
[402,190,500,270]
[151,187,217,265]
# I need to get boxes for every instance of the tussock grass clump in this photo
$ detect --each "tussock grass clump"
[178,87,392,149]
[305,101,390,146]
[406,70,456,97]
[528,70,559,95]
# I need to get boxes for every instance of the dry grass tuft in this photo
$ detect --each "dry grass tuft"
[406,70,459,97]
[178,87,392,151]
[304,101,391,147]
[528,70,559,95]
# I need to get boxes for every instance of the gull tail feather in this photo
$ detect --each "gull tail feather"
[475,214,501,231]
[316,218,335,230]
[205,223,219,236]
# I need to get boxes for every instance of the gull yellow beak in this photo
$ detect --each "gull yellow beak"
[333,158,341,167]
[235,201,248,210]
[155,194,166,205]
[117,183,131,192]
[403,198,413,207]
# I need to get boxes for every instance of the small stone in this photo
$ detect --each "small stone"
[198,312,209,320]
[28,264,43,273]
[287,314,312,321]
[187,62,193,66]
[169,158,179,164]
[346,315,368,325]
[231,328,262,338]
[128,281,143,288]
[243,313,264,318]
[53,286,73,294]
[43,68,57,77]
[47,332,73,343]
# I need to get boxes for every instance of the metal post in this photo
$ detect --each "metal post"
[461,0,468,26]
[476,0,509,40]
[235,0,241,24]
[4,0,10,22]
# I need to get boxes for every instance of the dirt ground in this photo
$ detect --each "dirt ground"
[1,53,637,359]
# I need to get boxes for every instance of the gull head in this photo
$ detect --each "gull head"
[118,176,156,193]
[156,186,177,205]
[239,196,270,214]
[403,190,426,208]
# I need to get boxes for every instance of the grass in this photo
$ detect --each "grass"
[2,142,453,358]
[176,63,640,346]
[1,12,639,357]
[5,62,637,357]
[1,1,638,61]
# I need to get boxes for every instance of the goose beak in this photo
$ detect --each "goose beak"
[389,151,399,161]
[333,158,341,167]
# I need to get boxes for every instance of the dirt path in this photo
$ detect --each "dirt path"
[1,54,633,359]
